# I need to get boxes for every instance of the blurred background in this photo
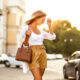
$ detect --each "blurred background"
[0,0,80,80]
[0,0,26,56]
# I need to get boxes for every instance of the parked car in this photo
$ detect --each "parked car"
[0,54,23,68]
[63,51,80,80]
[47,54,56,60]
[55,54,63,59]
[0,54,4,63]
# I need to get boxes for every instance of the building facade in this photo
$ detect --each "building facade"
[0,0,26,56]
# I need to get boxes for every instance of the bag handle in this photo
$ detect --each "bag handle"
[22,26,31,48]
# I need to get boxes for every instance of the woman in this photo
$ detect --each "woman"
[20,10,56,80]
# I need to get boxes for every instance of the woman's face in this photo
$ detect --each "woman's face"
[36,16,46,26]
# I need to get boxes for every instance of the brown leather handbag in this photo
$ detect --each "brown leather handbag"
[15,35,32,63]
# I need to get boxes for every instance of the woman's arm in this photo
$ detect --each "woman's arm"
[47,18,53,35]
[25,27,32,37]
[43,30,56,40]
[20,24,28,42]
[42,18,56,40]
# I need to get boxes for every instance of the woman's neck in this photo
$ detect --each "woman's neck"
[28,23,41,34]
[29,23,37,29]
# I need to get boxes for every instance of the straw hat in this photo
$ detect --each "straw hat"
[26,10,46,25]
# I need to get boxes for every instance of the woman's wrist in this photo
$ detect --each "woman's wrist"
[49,27,53,35]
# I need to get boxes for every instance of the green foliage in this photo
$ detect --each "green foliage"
[43,39,56,54]
[43,20,80,56]
[52,20,72,33]
[61,29,80,55]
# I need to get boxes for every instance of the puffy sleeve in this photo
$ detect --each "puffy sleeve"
[42,30,56,40]
[20,24,28,43]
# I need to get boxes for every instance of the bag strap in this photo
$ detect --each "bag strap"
[22,26,31,47]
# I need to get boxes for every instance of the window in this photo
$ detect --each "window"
[75,54,80,59]
[20,16,23,26]
[70,55,76,60]
[70,54,80,60]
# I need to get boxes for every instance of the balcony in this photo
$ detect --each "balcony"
[7,0,26,13]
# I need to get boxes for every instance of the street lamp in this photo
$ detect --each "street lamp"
[70,38,73,42]
[64,38,73,43]
[64,38,73,55]
[64,39,67,42]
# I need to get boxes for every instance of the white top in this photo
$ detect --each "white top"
[20,24,56,46]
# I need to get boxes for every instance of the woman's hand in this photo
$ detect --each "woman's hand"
[47,18,53,35]
[47,18,52,28]
[25,28,32,37]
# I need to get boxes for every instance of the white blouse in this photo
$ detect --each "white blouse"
[20,24,56,46]
[20,24,56,73]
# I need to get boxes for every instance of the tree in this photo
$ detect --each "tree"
[52,20,72,32]
[55,29,80,56]
[43,20,80,56]
[43,39,56,53]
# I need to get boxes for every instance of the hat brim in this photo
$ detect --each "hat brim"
[26,14,46,25]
